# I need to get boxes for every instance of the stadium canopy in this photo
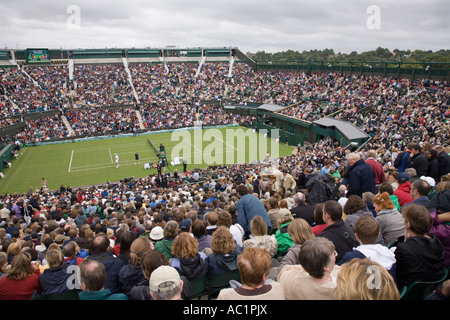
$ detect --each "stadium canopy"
[257,104,285,112]
[313,117,369,141]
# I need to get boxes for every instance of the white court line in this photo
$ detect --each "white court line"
[68,150,74,172]
[108,148,113,163]
[214,135,239,151]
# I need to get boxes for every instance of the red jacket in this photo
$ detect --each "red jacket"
[394,181,413,207]
[366,158,386,184]
[0,269,41,300]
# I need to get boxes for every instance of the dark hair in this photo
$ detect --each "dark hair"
[402,204,432,236]
[343,195,367,215]
[89,234,110,254]
[299,238,335,279]
[412,144,422,152]
[323,200,342,222]
[354,216,380,244]
[191,220,207,238]
[236,185,248,196]
[378,182,394,195]
[314,203,325,225]
[412,179,431,196]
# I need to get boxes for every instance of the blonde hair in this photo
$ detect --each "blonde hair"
[6,252,35,280]
[250,216,268,236]
[436,181,450,192]
[287,218,315,244]
[335,258,400,300]
[45,249,64,269]
[372,192,395,210]
[211,226,236,255]
[171,232,199,258]
[129,237,154,268]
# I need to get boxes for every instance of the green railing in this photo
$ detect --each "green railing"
[255,60,450,80]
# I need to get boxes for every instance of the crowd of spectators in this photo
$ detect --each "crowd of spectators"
[0,60,450,301]
[65,107,139,136]
[0,131,449,300]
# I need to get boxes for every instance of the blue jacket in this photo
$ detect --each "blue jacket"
[87,252,124,293]
[39,261,73,296]
[236,194,272,236]
[346,159,377,198]
[207,246,242,277]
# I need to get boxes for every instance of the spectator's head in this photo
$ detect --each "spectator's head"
[211,226,236,255]
[140,250,169,280]
[378,182,394,195]
[163,220,179,240]
[237,247,272,288]
[287,218,315,246]
[410,179,431,199]
[171,232,198,259]
[411,144,422,155]
[89,233,110,254]
[217,212,232,228]
[298,237,336,280]
[335,258,399,300]
[346,152,360,166]
[343,195,367,216]
[191,220,207,239]
[405,168,417,177]
[79,259,106,292]
[293,192,306,206]
[7,252,35,280]
[45,248,64,269]
[236,185,248,198]
[62,241,80,259]
[129,237,153,268]
[401,204,432,237]
[353,216,380,245]
[372,192,395,212]
[149,265,183,300]
[249,216,269,237]
[397,172,410,184]
[314,203,325,225]
[322,200,343,224]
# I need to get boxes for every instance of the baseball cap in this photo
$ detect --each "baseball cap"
[420,176,436,188]
[149,266,181,292]
[179,219,192,232]
[398,172,410,184]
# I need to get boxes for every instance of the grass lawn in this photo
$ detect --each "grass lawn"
[0,126,294,194]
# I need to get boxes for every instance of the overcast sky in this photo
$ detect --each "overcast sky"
[0,0,448,54]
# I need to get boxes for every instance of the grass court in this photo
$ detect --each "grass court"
[0,126,294,194]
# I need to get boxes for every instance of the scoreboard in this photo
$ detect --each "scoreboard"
[26,48,50,63]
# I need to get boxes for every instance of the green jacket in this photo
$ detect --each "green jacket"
[275,222,294,258]
[79,289,128,300]
[154,238,174,260]
[389,194,401,212]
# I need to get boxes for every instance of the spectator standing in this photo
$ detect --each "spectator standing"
[346,152,376,198]
[235,185,272,239]
[365,150,386,185]
[407,144,429,177]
